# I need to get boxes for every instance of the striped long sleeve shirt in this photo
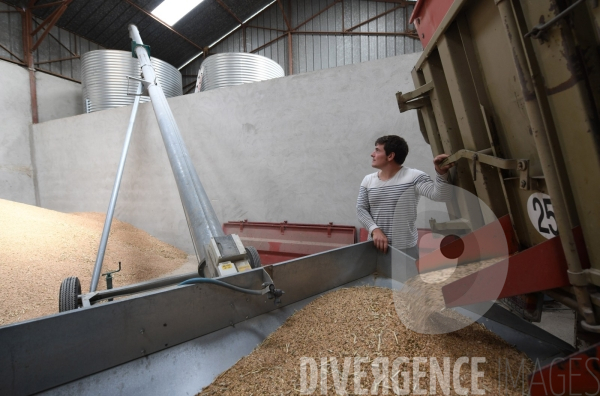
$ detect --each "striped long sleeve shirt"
[357,167,452,249]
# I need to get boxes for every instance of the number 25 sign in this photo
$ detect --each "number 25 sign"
[527,192,559,239]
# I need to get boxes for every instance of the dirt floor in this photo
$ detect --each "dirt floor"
[0,198,189,326]
[198,286,533,396]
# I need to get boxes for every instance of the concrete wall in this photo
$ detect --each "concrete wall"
[37,71,83,123]
[0,60,84,205]
[0,61,35,205]
[32,52,436,253]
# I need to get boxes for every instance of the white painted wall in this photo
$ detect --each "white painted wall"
[0,60,83,205]
[32,52,436,253]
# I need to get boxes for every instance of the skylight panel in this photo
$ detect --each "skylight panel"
[152,0,204,26]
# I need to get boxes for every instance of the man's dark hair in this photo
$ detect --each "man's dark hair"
[375,135,409,165]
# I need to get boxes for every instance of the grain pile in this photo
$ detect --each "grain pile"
[0,199,188,326]
[397,258,505,334]
[198,286,532,395]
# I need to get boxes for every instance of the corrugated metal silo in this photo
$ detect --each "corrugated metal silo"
[195,53,284,92]
[81,50,182,113]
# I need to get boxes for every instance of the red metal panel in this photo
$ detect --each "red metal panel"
[417,215,518,274]
[409,0,454,48]
[442,226,590,308]
[359,228,369,242]
[223,221,356,265]
[529,342,600,396]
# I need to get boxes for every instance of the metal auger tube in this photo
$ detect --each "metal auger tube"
[128,24,223,266]
[90,82,143,293]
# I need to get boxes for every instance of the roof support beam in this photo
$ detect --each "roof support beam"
[246,25,286,32]
[276,0,292,31]
[183,80,196,94]
[17,0,75,123]
[21,6,38,124]
[293,0,342,31]
[31,1,67,9]
[30,18,79,57]
[345,3,404,32]
[359,0,414,4]
[250,33,287,53]
[0,42,24,63]
[35,55,80,65]
[31,0,73,52]
[0,55,25,65]
[45,29,78,56]
[215,0,243,24]
[291,30,419,37]
[30,0,69,38]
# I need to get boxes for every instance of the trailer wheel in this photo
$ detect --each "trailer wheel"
[245,246,262,269]
[59,276,81,312]
[198,259,206,277]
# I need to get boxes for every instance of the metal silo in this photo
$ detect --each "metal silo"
[81,50,182,113]
[195,53,284,93]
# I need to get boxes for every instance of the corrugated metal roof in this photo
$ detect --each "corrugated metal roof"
[3,0,273,68]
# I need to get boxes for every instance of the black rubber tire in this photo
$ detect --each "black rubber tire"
[245,246,262,269]
[59,276,81,312]
[198,259,207,278]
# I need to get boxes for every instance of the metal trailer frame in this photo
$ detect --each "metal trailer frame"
[398,0,600,390]
[398,0,600,332]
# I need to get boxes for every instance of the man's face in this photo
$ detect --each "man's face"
[371,144,393,169]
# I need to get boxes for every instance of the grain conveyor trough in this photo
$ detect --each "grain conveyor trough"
[0,241,575,395]
[0,23,581,395]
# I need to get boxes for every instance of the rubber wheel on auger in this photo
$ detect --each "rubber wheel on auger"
[245,246,262,269]
[59,276,81,312]
[198,259,207,277]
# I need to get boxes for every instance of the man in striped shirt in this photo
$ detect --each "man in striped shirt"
[357,135,454,258]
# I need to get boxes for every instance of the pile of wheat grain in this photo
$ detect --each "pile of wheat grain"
[397,258,505,334]
[198,286,532,395]
[0,199,189,326]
